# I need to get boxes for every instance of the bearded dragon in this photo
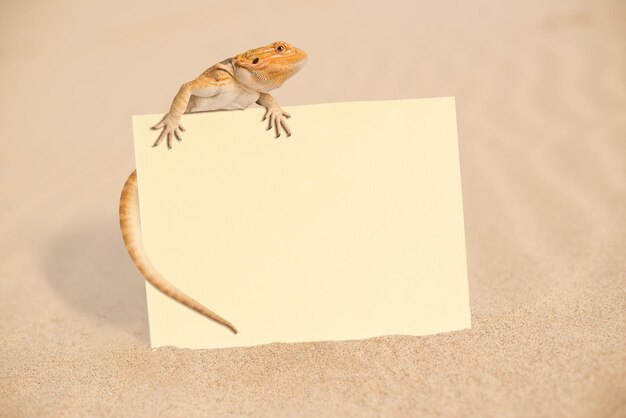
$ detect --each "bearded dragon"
[119,42,308,334]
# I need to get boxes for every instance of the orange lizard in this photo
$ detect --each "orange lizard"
[119,42,308,334]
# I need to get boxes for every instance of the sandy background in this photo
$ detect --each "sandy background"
[1,0,624,416]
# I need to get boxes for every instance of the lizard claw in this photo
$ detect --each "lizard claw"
[151,120,165,130]
[264,107,292,138]
[152,114,184,148]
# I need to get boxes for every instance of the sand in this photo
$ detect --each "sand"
[1,0,624,416]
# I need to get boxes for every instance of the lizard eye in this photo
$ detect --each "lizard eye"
[252,57,259,64]
[276,45,285,53]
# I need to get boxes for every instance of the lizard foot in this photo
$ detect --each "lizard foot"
[151,115,186,149]
[263,107,291,138]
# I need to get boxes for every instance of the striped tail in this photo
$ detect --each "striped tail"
[119,170,238,334]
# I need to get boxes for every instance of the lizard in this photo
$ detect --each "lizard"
[119,41,308,334]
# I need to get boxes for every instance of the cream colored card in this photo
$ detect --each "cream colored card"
[132,98,470,349]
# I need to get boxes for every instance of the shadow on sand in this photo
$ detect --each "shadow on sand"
[45,219,149,343]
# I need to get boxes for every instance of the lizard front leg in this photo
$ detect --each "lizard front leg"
[257,93,292,138]
[152,75,221,149]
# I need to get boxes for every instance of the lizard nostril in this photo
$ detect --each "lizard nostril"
[252,57,259,64]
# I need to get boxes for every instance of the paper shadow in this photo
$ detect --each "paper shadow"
[45,219,149,343]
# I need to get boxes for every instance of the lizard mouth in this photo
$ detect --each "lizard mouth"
[296,49,308,63]
[289,51,308,69]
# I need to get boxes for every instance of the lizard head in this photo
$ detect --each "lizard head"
[233,41,308,93]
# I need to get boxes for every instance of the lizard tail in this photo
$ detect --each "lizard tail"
[119,170,238,334]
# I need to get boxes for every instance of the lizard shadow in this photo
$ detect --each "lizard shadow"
[45,220,149,343]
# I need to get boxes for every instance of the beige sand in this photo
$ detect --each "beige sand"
[1,0,624,416]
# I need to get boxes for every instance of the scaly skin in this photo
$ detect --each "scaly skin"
[120,42,308,334]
